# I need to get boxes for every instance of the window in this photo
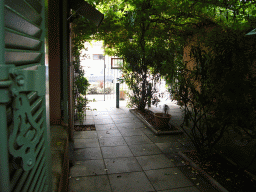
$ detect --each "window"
[93,54,104,60]
[111,58,124,69]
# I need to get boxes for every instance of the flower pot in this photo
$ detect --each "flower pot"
[154,113,171,130]
[120,90,126,100]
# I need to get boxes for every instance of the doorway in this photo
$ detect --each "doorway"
[81,41,128,102]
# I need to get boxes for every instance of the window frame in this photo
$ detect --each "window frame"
[111,58,124,69]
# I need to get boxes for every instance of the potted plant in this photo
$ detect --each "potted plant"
[154,104,172,130]
[120,89,126,100]
[119,78,126,100]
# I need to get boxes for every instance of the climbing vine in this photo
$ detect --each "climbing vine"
[71,13,93,121]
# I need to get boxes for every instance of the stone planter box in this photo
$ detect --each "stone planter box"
[154,113,171,130]
[130,109,183,135]
[178,151,229,192]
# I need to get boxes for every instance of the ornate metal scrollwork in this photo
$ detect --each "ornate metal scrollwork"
[9,93,43,171]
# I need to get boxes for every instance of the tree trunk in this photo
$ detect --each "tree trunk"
[138,13,148,111]
[138,70,147,110]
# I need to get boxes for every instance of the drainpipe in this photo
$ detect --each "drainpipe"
[104,44,106,101]
[0,0,10,191]
[62,0,69,125]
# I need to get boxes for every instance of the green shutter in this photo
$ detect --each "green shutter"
[0,0,51,191]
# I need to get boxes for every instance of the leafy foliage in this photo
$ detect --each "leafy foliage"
[88,0,255,110]
[71,0,256,156]
[75,73,90,96]
[71,12,93,121]
[177,26,256,159]
[74,65,90,122]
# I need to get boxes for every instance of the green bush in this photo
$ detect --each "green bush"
[75,75,90,95]
[174,27,256,161]
[105,87,112,94]
[88,87,98,94]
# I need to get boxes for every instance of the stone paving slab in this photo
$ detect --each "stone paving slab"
[108,110,127,115]
[99,137,127,147]
[104,157,142,174]
[95,124,117,130]
[145,168,194,191]
[123,135,153,145]
[111,114,138,118]
[164,153,188,167]
[93,115,111,119]
[139,127,156,136]
[136,154,175,170]
[108,172,155,192]
[129,144,162,156]
[94,118,114,124]
[69,100,211,192]
[159,186,200,192]
[82,119,95,125]
[155,142,187,153]
[69,175,112,192]
[147,135,178,143]
[74,148,103,160]
[118,128,146,137]
[74,138,100,148]
[70,160,106,177]
[97,130,122,138]
[93,111,109,115]
[101,146,133,158]
[73,131,98,139]
[109,115,125,119]
[115,122,145,129]
[113,117,140,124]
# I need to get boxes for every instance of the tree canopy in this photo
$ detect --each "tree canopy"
[72,0,256,109]
[71,1,256,175]
[73,0,256,72]
[80,0,256,43]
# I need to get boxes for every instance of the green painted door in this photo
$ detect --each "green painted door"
[0,0,52,191]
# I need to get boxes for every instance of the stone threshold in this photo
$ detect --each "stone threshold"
[51,125,69,192]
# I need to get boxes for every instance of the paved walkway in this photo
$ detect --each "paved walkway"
[69,100,218,192]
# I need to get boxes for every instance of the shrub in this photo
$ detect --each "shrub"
[105,87,112,94]
[88,87,98,94]
[175,27,256,161]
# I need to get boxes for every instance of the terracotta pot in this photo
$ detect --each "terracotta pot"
[120,90,126,100]
[154,113,171,129]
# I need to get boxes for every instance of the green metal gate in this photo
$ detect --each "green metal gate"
[0,0,52,191]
